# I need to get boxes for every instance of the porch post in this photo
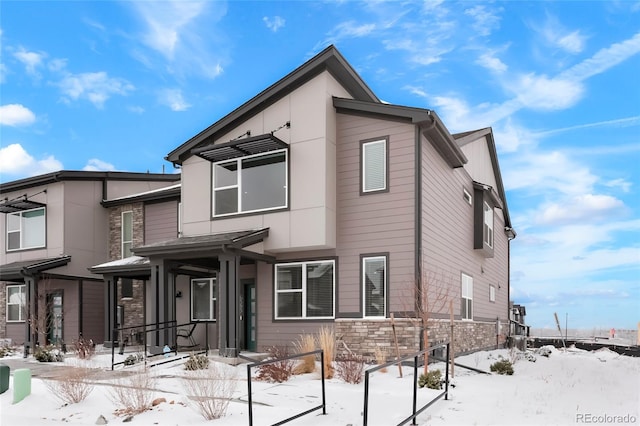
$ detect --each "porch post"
[150,259,170,352]
[103,275,116,347]
[218,254,240,357]
[23,276,36,358]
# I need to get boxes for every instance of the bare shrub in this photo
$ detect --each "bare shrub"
[255,346,295,383]
[72,336,95,360]
[374,346,387,373]
[108,369,157,416]
[316,326,335,379]
[44,367,94,404]
[182,363,238,420]
[293,333,316,374]
[335,354,365,384]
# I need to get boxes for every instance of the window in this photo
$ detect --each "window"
[6,207,45,251]
[275,260,335,319]
[122,211,133,258]
[463,188,472,205]
[213,150,287,216]
[362,138,387,193]
[191,278,216,321]
[483,202,494,248]
[461,273,473,320]
[363,256,387,317]
[489,284,496,302]
[6,284,26,322]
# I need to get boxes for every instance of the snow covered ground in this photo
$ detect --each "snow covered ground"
[1,345,638,426]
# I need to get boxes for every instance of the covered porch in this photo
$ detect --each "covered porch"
[91,228,273,358]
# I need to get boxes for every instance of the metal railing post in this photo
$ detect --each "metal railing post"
[444,343,450,400]
[363,370,370,426]
[247,364,253,426]
[412,354,418,425]
[320,350,326,414]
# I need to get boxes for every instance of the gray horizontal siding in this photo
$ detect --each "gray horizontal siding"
[144,200,178,244]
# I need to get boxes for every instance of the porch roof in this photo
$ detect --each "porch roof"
[89,255,151,277]
[0,255,72,281]
[132,228,271,258]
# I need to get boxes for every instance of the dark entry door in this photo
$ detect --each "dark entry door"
[47,291,63,345]
[242,281,257,352]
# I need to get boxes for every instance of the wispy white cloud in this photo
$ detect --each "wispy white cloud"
[533,116,640,137]
[560,31,640,81]
[534,13,587,54]
[0,143,62,177]
[158,88,190,111]
[509,73,584,111]
[83,158,116,171]
[13,46,46,77]
[128,1,227,80]
[464,4,502,37]
[536,194,626,226]
[0,104,36,126]
[604,178,632,193]
[263,16,285,32]
[57,71,135,108]
[476,51,507,73]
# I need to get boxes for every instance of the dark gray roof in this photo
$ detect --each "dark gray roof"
[133,228,269,257]
[0,170,180,194]
[0,255,72,281]
[165,45,379,165]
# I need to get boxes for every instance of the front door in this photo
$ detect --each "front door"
[47,291,63,345]
[242,281,257,352]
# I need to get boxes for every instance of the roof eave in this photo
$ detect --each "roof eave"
[166,45,379,165]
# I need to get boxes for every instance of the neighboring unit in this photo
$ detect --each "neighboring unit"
[92,45,516,359]
[0,171,180,354]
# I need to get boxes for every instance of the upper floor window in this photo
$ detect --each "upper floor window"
[213,150,287,217]
[6,207,45,251]
[121,211,133,258]
[363,255,387,317]
[191,278,217,321]
[275,260,335,319]
[461,273,473,320]
[361,138,387,193]
[463,188,472,205]
[489,284,496,302]
[483,202,494,248]
[6,284,26,322]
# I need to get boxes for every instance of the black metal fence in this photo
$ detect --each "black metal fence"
[110,320,208,370]
[363,343,450,426]
[246,349,327,426]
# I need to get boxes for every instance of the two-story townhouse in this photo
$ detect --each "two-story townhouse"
[94,45,515,359]
[0,171,180,354]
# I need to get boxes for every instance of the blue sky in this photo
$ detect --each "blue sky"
[1,1,638,330]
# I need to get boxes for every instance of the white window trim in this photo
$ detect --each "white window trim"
[483,202,494,248]
[212,149,288,217]
[121,210,133,259]
[6,207,46,252]
[489,284,496,303]
[362,255,387,318]
[275,260,335,320]
[6,284,26,322]
[461,273,473,321]
[191,278,217,322]
[463,188,472,205]
[362,139,387,193]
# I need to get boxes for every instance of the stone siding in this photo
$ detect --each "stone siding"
[335,318,508,361]
[108,203,145,335]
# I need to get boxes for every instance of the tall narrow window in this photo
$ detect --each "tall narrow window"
[489,284,496,302]
[191,278,217,321]
[483,202,494,248]
[6,284,26,322]
[121,211,133,258]
[275,260,335,319]
[362,138,387,193]
[6,207,46,251]
[363,256,387,317]
[461,273,473,320]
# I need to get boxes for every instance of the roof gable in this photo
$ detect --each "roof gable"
[166,45,379,165]
[453,128,513,230]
